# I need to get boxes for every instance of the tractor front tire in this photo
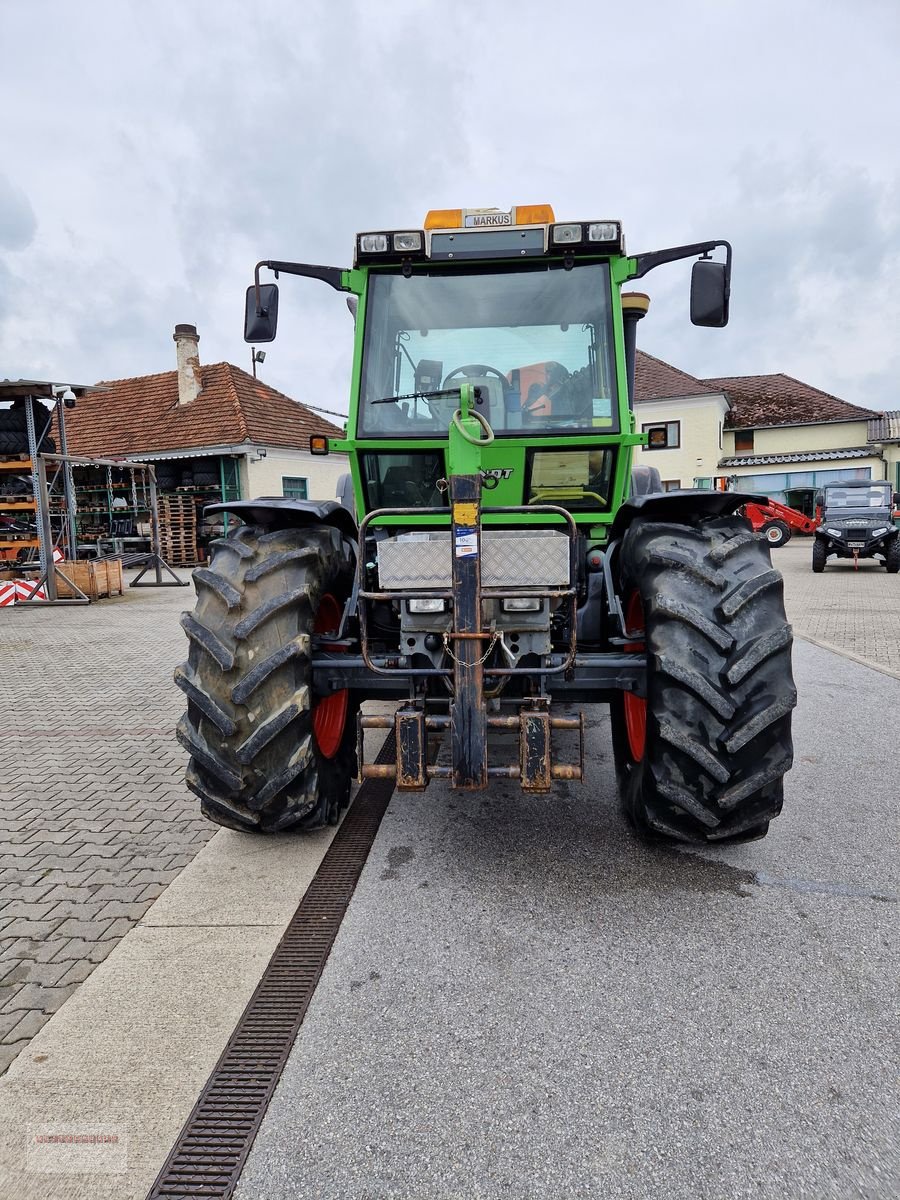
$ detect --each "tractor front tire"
[611,515,796,843]
[812,540,827,573]
[884,537,900,573]
[761,519,791,548]
[175,523,358,833]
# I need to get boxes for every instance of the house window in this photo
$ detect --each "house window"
[734,430,754,454]
[282,476,308,499]
[643,421,680,450]
[662,480,682,491]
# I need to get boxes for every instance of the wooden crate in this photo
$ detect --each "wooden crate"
[56,559,124,600]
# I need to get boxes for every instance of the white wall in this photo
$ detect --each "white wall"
[244,448,349,501]
[633,393,730,486]
[723,419,870,458]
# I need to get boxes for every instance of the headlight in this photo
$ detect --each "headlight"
[393,231,423,252]
[407,598,447,613]
[825,528,843,538]
[871,527,890,537]
[501,597,542,613]
[588,222,619,242]
[552,224,583,244]
[358,233,388,253]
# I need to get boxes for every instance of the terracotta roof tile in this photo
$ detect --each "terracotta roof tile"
[58,363,344,458]
[703,372,879,430]
[634,351,721,401]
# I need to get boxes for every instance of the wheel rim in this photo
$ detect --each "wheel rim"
[623,590,647,762]
[312,593,349,759]
[766,526,782,544]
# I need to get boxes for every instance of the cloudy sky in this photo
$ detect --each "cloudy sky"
[1,0,898,416]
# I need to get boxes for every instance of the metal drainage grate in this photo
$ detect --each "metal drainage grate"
[147,734,396,1199]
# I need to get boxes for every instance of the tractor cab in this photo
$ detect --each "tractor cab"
[349,206,627,520]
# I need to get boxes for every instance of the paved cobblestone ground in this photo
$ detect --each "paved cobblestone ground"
[775,538,900,674]
[0,572,211,1073]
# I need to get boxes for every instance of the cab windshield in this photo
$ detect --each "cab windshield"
[825,484,891,510]
[357,262,619,438]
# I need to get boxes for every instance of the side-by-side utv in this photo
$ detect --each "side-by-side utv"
[813,480,900,572]
[176,205,796,843]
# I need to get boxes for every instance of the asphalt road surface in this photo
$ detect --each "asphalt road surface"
[236,639,899,1200]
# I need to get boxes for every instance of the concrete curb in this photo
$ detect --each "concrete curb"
[794,631,900,683]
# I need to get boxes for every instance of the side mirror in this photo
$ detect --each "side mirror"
[690,258,729,328]
[244,283,279,343]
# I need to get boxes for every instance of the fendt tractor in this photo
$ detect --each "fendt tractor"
[176,205,797,844]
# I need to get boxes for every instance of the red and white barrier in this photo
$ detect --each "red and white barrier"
[0,579,48,605]
[15,580,47,602]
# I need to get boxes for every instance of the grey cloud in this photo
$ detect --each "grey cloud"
[0,174,37,251]
[2,0,900,414]
[643,149,900,408]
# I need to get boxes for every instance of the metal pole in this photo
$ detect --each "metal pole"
[23,396,49,580]
[148,465,164,585]
[56,398,79,559]
[448,471,487,788]
[35,454,58,601]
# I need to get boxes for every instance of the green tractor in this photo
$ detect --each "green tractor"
[176,205,796,843]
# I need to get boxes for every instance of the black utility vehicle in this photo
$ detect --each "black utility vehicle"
[812,481,900,572]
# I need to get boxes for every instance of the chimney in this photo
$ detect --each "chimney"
[173,323,202,406]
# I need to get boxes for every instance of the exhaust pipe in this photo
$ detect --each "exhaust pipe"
[622,292,650,410]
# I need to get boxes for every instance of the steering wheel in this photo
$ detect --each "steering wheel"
[441,364,510,406]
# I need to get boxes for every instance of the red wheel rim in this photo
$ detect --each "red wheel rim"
[623,590,646,762]
[312,593,349,759]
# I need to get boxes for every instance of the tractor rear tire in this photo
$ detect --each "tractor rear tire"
[611,514,796,843]
[884,537,900,573]
[175,523,358,833]
[812,540,827,573]
[761,519,790,548]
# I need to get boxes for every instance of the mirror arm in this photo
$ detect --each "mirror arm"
[630,240,732,280]
[252,259,350,313]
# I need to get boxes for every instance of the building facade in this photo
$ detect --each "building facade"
[634,352,898,503]
[61,324,348,505]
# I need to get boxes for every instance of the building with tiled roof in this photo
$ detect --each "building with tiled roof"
[632,351,732,492]
[703,372,880,431]
[59,324,348,512]
[63,362,344,459]
[634,351,720,402]
[633,351,900,502]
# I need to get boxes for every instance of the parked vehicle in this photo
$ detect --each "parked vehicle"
[813,481,900,572]
[176,205,797,844]
[743,498,818,547]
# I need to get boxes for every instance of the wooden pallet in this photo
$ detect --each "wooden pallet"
[56,559,125,600]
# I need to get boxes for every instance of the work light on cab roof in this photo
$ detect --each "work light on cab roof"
[353,204,624,266]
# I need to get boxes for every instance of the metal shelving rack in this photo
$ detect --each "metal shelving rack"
[0,381,187,605]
